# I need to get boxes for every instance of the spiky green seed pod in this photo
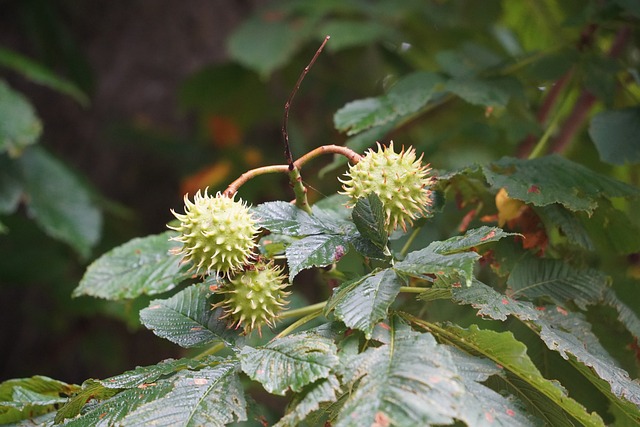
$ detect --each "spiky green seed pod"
[169,190,258,277]
[340,141,433,233]
[213,261,290,335]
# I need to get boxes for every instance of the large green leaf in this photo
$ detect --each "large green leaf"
[351,193,387,249]
[394,243,480,286]
[449,279,540,321]
[227,16,306,77]
[444,77,511,107]
[447,349,540,426]
[140,284,240,348]
[604,288,640,339]
[334,71,444,135]
[0,48,88,106]
[253,201,314,236]
[483,155,640,213]
[286,234,350,280]
[507,257,609,309]
[537,204,594,251]
[0,80,41,155]
[438,324,605,426]
[99,357,213,389]
[426,226,515,254]
[239,332,339,396]
[319,20,397,52]
[589,107,640,165]
[65,363,246,427]
[0,376,78,424]
[18,146,101,257]
[274,375,341,427]
[327,269,403,339]
[74,232,191,300]
[335,321,465,426]
[537,308,640,414]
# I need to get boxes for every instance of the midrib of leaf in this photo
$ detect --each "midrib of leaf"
[403,315,604,427]
[184,366,235,427]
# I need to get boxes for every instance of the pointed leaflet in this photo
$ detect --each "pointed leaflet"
[0,48,88,106]
[65,362,246,427]
[75,232,191,300]
[352,193,387,249]
[18,146,101,258]
[426,226,515,254]
[482,155,640,214]
[239,332,338,396]
[0,80,41,155]
[438,324,605,426]
[140,283,241,348]
[334,71,444,135]
[537,204,594,251]
[507,257,609,309]
[99,357,213,389]
[274,375,341,427]
[447,348,540,426]
[119,363,246,427]
[326,269,403,339]
[286,234,350,280]
[604,288,640,339]
[335,321,464,426]
[0,376,79,424]
[537,307,640,409]
[252,201,314,236]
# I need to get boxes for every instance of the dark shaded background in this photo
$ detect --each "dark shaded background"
[0,0,261,383]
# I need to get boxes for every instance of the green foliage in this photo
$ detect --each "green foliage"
[3,0,640,426]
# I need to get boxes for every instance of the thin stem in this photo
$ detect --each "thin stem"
[280,301,327,320]
[275,309,324,339]
[289,166,312,213]
[399,226,422,258]
[399,286,427,294]
[294,144,362,169]
[282,36,330,169]
[223,164,289,197]
[193,342,226,360]
[528,99,567,159]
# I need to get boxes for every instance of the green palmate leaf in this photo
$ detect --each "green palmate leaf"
[0,80,42,155]
[447,349,540,426]
[589,106,640,165]
[140,284,240,348]
[0,156,22,214]
[327,269,403,339]
[394,241,480,286]
[334,71,444,135]
[65,363,246,427]
[227,16,305,77]
[0,48,89,106]
[99,357,213,389]
[75,231,191,300]
[507,257,609,309]
[352,193,387,249]
[18,146,101,258]
[427,226,515,254]
[239,332,339,396]
[335,321,465,426]
[286,234,350,280]
[438,324,605,426]
[274,375,341,427]
[483,155,640,214]
[536,308,640,413]
[0,376,79,424]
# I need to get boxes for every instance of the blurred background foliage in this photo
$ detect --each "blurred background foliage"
[1,0,639,386]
